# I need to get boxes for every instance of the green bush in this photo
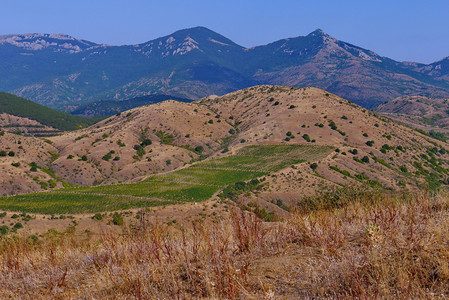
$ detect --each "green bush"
[13,222,23,230]
[112,213,124,226]
[195,146,204,153]
[92,213,103,221]
[0,225,9,235]
[140,139,152,146]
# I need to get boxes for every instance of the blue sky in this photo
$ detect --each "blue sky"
[1,0,448,63]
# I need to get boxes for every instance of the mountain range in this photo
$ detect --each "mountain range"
[1,27,449,110]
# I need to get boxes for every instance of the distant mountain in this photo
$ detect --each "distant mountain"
[408,57,449,82]
[71,94,192,117]
[0,92,99,131]
[2,27,449,109]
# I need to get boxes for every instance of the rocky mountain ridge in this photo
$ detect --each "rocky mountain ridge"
[1,27,449,110]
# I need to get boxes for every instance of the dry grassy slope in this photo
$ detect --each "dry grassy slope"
[200,85,449,205]
[49,100,233,185]
[3,85,449,200]
[0,131,60,195]
[374,95,449,133]
[0,113,60,136]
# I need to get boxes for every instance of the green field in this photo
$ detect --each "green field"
[0,145,332,214]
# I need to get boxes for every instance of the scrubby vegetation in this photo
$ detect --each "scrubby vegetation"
[1,189,449,298]
[0,145,331,214]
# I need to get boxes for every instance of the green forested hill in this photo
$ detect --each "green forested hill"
[0,92,100,131]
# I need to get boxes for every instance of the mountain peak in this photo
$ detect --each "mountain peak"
[307,28,330,37]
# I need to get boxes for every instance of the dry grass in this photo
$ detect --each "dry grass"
[1,189,449,298]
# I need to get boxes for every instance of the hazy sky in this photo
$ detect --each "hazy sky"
[1,0,448,63]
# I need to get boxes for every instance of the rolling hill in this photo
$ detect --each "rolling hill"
[71,94,192,117]
[2,27,449,110]
[374,95,449,135]
[1,85,449,211]
[0,92,100,131]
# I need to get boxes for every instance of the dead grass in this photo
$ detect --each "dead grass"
[1,189,449,298]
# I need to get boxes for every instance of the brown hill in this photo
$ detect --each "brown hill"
[0,113,61,137]
[0,129,62,195]
[2,85,449,201]
[49,101,233,186]
[374,95,449,134]
[197,86,449,204]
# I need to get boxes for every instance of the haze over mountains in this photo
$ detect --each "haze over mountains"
[2,27,449,111]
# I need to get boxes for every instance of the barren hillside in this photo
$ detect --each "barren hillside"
[2,85,449,202]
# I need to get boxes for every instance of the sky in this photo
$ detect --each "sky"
[1,0,448,64]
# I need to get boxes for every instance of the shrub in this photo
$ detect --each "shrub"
[140,139,152,146]
[102,152,112,161]
[13,222,23,230]
[7,151,15,157]
[30,162,38,172]
[361,156,370,163]
[92,213,103,221]
[349,149,358,155]
[133,145,145,157]
[0,225,9,235]
[310,163,318,170]
[195,146,204,153]
[366,141,375,147]
[48,180,57,189]
[0,151,6,157]
[112,213,124,226]
[302,134,311,142]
